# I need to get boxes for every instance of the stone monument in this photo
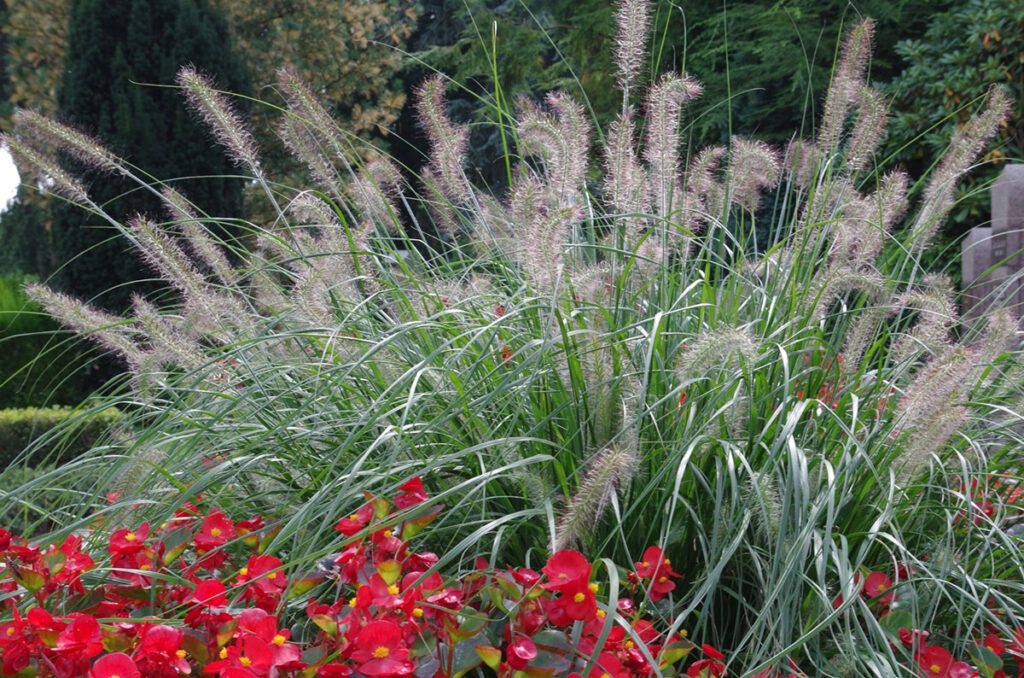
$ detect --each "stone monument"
[962,164,1024,318]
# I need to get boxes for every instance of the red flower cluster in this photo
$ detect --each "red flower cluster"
[0,481,712,678]
[830,563,1024,678]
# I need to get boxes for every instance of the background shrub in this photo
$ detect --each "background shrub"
[0,405,121,467]
[0,272,103,407]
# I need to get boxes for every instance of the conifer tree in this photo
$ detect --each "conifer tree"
[47,0,250,310]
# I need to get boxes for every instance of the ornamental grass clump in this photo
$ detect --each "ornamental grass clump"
[2,1,1024,676]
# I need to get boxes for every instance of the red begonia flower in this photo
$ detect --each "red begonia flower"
[88,652,141,678]
[541,550,592,591]
[351,620,415,677]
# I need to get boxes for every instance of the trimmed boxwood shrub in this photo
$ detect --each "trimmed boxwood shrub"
[0,406,121,467]
[0,273,103,408]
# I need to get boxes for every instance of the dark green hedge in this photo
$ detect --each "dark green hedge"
[0,406,121,467]
[0,272,104,408]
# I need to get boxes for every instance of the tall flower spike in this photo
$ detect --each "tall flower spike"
[416,75,473,206]
[727,138,781,212]
[818,18,874,153]
[644,73,703,221]
[177,66,261,177]
[844,88,888,173]
[345,158,403,232]
[2,134,90,205]
[676,325,759,381]
[14,109,121,174]
[679,145,727,251]
[279,114,346,200]
[160,187,238,286]
[909,86,1012,253]
[784,139,823,189]
[129,216,247,338]
[554,444,638,551]
[277,68,352,167]
[131,295,203,371]
[890,274,958,365]
[893,346,974,481]
[810,265,889,322]
[24,283,144,368]
[873,170,910,233]
[604,109,651,248]
[613,0,651,99]
[828,172,907,269]
[517,93,590,210]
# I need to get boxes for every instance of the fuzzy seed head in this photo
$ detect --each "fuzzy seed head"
[554,444,639,551]
[416,75,472,205]
[890,274,958,364]
[727,137,781,212]
[2,134,90,204]
[818,19,875,152]
[784,140,823,189]
[811,265,889,321]
[909,86,1012,252]
[603,110,651,245]
[25,283,144,367]
[645,73,702,219]
[518,93,590,210]
[177,66,261,175]
[844,88,889,172]
[677,325,759,381]
[613,0,651,96]
[14,109,121,174]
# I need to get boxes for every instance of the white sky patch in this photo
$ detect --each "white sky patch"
[0,148,20,212]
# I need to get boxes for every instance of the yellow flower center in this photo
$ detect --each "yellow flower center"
[658,576,667,583]
[219,648,228,659]
[664,558,671,565]
[240,657,252,667]
[876,583,887,592]
[374,646,390,659]
[573,592,585,603]
[268,572,277,579]
[124,533,135,542]
[558,573,567,579]
[602,673,612,678]
[273,634,286,646]
[140,564,151,571]
[5,627,14,637]
[930,665,940,674]
[413,608,424,618]
[176,649,187,659]
[680,629,688,638]
[596,609,606,619]
[349,514,358,521]
[640,561,649,568]
[387,584,400,595]
[383,530,393,538]
[349,597,358,608]
[110,674,121,678]
[211,528,222,537]
[239,567,248,576]
[588,583,599,593]
[624,640,635,649]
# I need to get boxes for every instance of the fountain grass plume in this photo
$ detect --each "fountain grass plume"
[177,66,261,178]
[613,0,651,102]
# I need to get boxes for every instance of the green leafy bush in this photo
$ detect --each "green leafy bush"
[0,273,102,407]
[882,0,1024,274]
[0,406,121,467]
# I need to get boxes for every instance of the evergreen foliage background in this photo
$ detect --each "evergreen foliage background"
[46,0,250,311]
